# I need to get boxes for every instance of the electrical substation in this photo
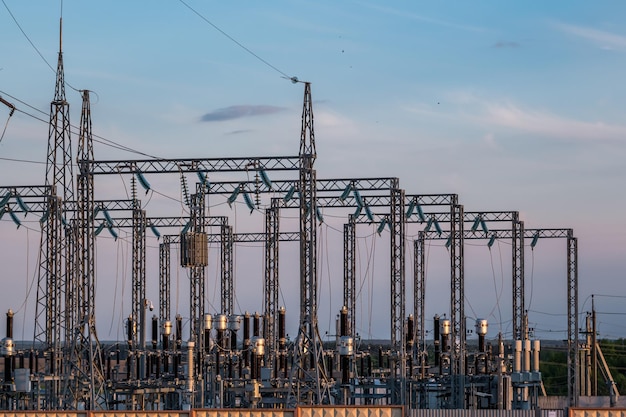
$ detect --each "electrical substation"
[1,17,612,415]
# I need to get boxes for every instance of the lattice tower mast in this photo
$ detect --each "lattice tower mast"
[35,18,76,409]
[130,177,146,354]
[74,90,107,408]
[189,185,207,348]
[290,82,330,404]
[449,204,465,409]
[263,201,280,364]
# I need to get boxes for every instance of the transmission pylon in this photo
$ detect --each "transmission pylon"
[35,18,76,409]
[74,90,107,408]
[288,82,330,405]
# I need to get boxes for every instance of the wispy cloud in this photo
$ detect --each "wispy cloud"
[493,41,520,49]
[200,105,285,122]
[225,129,253,135]
[357,2,487,33]
[553,22,626,50]
[483,101,626,141]
[427,91,626,142]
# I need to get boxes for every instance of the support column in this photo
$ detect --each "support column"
[450,204,465,408]
[343,215,356,339]
[512,217,525,341]
[567,233,579,407]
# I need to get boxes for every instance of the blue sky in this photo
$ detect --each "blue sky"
[1,1,626,342]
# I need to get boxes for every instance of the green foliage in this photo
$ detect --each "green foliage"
[597,339,626,395]
[540,339,626,396]
[540,347,568,396]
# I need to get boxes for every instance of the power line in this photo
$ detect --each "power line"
[177,0,297,82]
[0,89,160,159]
[1,0,56,75]
[0,156,45,165]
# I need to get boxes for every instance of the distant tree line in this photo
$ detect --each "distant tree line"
[541,339,626,396]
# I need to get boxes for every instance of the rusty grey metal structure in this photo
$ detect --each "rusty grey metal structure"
[343,215,356,346]
[512,216,525,342]
[85,158,301,369]
[288,81,328,404]
[567,231,579,407]
[448,204,465,408]
[0,35,583,406]
[404,194,460,376]
[187,185,207,365]
[275,180,399,351]
[34,19,76,409]
[159,235,172,334]
[389,188,406,404]
[220,220,234,316]
[414,233,426,374]
[412,209,522,408]
[157,216,232,340]
[130,178,146,357]
[73,90,106,407]
[420,224,578,407]
[105,214,230,352]
[264,200,281,365]
[202,177,400,377]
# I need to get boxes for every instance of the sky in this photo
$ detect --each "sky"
[0,1,625,345]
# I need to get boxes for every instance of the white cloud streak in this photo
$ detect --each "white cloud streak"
[426,91,626,142]
[356,2,487,33]
[553,22,626,50]
[483,101,626,141]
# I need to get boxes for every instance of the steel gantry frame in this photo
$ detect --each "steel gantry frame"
[339,193,458,404]
[106,214,230,352]
[411,209,522,408]
[159,217,232,343]
[419,225,578,406]
[335,195,455,372]
[84,157,301,363]
[201,177,399,375]
[2,35,583,409]
[411,211,521,353]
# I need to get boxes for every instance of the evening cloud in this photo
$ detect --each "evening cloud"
[201,105,285,122]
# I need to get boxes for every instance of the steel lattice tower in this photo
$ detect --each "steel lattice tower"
[449,203,465,409]
[390,188,406,404]
[130,179,146,351]
[220,220,233,316]
[73,90,107,407]
[567,233,579,407]
[414,233,426,373]
[343,215,356,340]
[159,236,172,338]
[289,82,330,405]
[35,19,75,409]
[512,216,525,341]
[264,201,280,363]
